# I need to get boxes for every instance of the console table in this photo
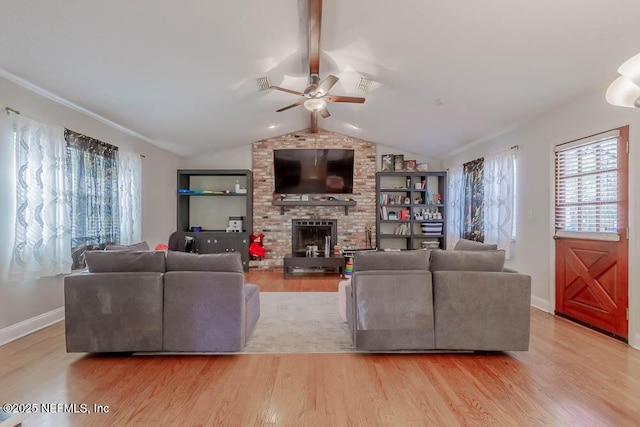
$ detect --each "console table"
[283,254,345,278]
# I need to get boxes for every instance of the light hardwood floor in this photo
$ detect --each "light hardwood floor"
[1,270,639,426]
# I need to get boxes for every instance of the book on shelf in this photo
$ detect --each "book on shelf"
[381,193,405,205]
[380,206,388,220]
[393,223,410,235]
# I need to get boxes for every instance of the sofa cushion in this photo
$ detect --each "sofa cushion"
[105,241,151,251]
[429,250,505,272]
[85,250,166,273]
[453,239,498,251]
[166,251,243,273]
[353,250,430,272]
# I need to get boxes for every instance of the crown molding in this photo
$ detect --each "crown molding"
[0,68,156,146]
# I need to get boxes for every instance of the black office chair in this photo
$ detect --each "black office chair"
[168,231,197,253]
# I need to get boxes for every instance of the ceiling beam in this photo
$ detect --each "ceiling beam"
[308,0,322,78]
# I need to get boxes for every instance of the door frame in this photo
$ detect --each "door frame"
[548,125,632,343]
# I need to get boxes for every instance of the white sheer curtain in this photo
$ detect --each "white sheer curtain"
[11,116,72,279]
[117,151,142,245]
[483,149,515,258]
[446,164,464,249]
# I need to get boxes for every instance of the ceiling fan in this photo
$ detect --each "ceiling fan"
[270,0,365,133]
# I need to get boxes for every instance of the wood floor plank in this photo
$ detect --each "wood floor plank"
[1,270,639,426]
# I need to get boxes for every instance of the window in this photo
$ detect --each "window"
[65,130,120,269]
[462,157,484,242]
[555,130,619,233]
[11,116,142,278]
[447,148,516,257]
[11,116,72,279]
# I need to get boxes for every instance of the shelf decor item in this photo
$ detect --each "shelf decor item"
[404,159,416,171]
[393,154,404,171]
[416,162,429,172]
[421,241,440,249]
[381,154,394,171]
[421,222,443,235]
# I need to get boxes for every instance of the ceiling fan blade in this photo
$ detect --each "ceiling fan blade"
[320,108,330,118]
[270,86,306,97]
[276,100,305,112]
[325,95,366,104]
[316,75,339,96]
[308,0,322,77]
[310,110,318,133]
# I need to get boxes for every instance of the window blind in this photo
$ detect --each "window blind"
[554,132,619,233]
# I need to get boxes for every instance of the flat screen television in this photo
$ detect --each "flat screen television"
[273,149,354,194]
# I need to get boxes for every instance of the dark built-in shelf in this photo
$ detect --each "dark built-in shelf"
[272,199,357,215]
[177,193,247,197]
[177,169,252,271]
[376,171,447,250]
[379,219,444,223]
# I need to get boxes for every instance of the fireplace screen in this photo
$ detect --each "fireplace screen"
[291,219,337,255]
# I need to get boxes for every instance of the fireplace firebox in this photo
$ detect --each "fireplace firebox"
[291,219,337,256]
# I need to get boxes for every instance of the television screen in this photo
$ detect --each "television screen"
[273,149,354,194]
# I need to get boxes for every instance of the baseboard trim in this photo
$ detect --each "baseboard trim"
[631,333,640,351]
[531,296,551,313]
[0,307,64,346]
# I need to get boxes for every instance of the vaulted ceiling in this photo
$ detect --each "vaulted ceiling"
[1,1,639,158]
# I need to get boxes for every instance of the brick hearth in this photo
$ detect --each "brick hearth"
[252,129,377,268]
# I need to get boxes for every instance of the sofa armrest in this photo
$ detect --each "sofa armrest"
[432,271,531,350]
[64,272,164,352]
[163,271,246,352]
[350,270,435,350]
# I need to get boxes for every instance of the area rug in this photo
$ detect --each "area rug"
[242,292,353,354]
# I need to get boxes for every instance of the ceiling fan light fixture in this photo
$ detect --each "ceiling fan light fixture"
[607,52,640,108]
[303,98,327,112]
[606,75,640,108]
[618,52,640,85]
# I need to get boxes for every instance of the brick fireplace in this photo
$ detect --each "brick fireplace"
[251,129,377,268]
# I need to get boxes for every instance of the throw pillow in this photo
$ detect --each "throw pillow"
[429,249,505,272]
[85,250,166,273]
[453,239,498,251]
[166,251,243,273]
[353,250,430,272]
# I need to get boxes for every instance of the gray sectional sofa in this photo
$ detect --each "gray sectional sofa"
[346,246,531,352]
[64,250,260,353]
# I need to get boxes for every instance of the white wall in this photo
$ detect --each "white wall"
[0,77,185,337]
[442,86,640,349]
[186,144,253,169]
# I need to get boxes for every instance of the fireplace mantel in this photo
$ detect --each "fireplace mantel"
[272,199,357,215]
